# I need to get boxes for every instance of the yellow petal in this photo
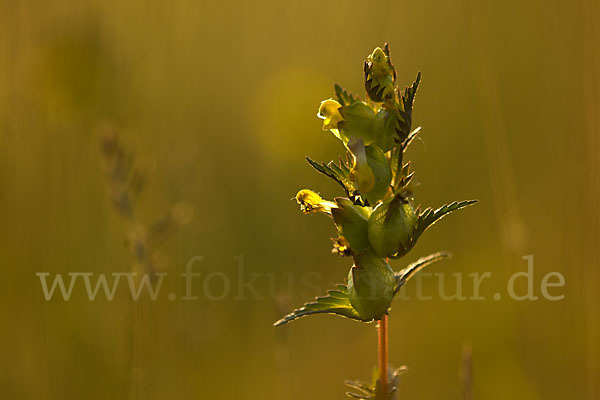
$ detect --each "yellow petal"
[347,137,375,193]
[317,99,343,131]
[295,189,336,214]
[350,163,375,193]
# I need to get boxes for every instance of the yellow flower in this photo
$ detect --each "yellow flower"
[317,99,343,139]
[295,189,336,214]
[347,137,375,194]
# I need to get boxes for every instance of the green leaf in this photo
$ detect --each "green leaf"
[346,380,376,399]
[394,252,451,293]
[389,147,402,182]
[306,156,355,195]
[273,284,365,326]
[414,200,478,240]
[314,143,391,207]
[306,156,369,206]
[390,199,477,258]
[390,127,419,189]
[395,72,421,144]
[334,84,359,106]
[390,159,414,197]
[400,126,421,152]
[346,366,406,399]
[395,164,414,194]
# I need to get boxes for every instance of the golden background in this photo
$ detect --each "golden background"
[1,1,598,399]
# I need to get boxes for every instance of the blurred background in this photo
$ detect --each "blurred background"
[1,0,598,399]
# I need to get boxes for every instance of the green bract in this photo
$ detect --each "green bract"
[277,43,477,327]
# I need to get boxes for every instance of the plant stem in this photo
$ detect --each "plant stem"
[378,313,389,395]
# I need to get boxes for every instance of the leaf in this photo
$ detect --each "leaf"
[334,84,359,106]
[389,199,477,258]
[346,366,406,399]
[273,284,365,327]
[395,72,421,144]
[389,147,402,182]
[391,160,414,195]
[394,252,451,293]
[307,145,394,207]
[306,156,356,197]
[400,126,421,152]
[414,200,478,240]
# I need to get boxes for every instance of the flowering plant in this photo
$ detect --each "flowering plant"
[275,44,476,399]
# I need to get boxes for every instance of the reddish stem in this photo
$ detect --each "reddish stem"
[378,313,389,394]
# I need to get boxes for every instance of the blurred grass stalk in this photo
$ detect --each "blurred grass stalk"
[460,343,474,400]
[98,123,193,399]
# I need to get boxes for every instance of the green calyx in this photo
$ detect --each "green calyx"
[347,253,395,321]
[368,194,417,258]
[331,198,371,253]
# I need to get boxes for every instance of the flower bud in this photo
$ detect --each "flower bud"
[364,46,396,102]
